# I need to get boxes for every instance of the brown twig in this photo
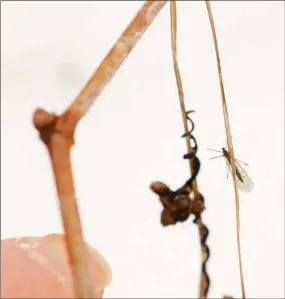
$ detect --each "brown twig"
[205,1,246,298]
[33,109,94,298]
[33,1,167,298]
[170,2,210,298]
[57,0,168,135]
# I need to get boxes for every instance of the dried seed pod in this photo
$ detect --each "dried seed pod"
[191,197,205,215]
[161,209,176,226]
[150,182,171,196]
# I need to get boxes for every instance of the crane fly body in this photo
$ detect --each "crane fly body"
[207,147,253,193]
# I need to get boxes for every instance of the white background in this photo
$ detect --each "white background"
[1,1,284,298]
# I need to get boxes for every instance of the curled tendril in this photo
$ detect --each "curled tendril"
[182,111,210,297]
[150,110,210,297]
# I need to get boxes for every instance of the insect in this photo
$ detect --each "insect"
[207,147,253,193]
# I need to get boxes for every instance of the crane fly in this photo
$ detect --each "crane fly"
[207,147,253,193]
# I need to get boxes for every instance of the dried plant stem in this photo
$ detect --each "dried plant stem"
[47,138,92,295]
[57,0,168,135]
[170,1,195,190]
[33,2,167,298]
[205,1,246,298]
[170,2,209,298]
[33,110,94,298]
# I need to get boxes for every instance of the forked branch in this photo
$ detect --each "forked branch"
[33,1,167,297]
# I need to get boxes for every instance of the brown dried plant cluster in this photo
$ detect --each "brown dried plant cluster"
[33,1,244,298]
[151,181,205,226]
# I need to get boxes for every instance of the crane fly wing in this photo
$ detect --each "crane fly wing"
[235,162,253,193]
[225,159,253,193]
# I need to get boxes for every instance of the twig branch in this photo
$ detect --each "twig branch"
[170,2,210,298]
[57,0,168,135]
[205,1,246,298]
[33,109,93,298]
[33,1,167,298]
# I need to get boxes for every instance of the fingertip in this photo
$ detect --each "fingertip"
[1,235,112,298]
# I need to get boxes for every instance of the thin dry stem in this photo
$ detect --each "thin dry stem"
[170,2,208,298]
[57,0,168,135]
[33,2,168,297]
[205,1,246,298]
[170,1,199,196]
[48,134,93,296]
[33,108,93,298]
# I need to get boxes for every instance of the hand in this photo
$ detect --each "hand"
[1,234,112,298]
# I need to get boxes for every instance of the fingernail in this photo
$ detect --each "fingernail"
[16,236,69,286]
[2,237,70,298]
